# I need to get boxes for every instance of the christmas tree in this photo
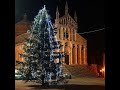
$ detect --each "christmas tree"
[19,5,66,85]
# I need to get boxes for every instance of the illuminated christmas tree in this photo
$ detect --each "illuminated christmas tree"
[20,5,65,85]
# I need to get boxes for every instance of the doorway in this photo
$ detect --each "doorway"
[65,55,69,65]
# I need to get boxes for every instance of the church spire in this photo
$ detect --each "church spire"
[56,6,59,19]
[65,1,68,15]
[74,11,77,22]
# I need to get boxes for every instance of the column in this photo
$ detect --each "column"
[68,28,70,40]
[79,45,82,64]
[72,44,75,64]
[70,44,72,65]
[74,45,77,64]
[77,45,79,65]
[83,45,87,64]
[84,46,87,65]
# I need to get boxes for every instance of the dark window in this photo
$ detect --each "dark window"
[64,32,69,39]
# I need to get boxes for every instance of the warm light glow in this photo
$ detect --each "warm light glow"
[102,67,105,71]
[99,66,105,78]
[100,66,105,72]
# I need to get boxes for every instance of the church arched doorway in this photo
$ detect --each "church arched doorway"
[64,42,70,65]
[65,54,69,65]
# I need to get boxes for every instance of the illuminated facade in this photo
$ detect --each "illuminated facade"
[15,2,87,67]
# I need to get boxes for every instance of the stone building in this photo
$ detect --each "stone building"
[15,2,87,67]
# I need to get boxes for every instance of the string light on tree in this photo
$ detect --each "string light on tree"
[19,5,66,85]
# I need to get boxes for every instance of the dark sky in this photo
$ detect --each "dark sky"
[15,0,105,65]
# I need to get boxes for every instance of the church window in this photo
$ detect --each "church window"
[64,31,69,39]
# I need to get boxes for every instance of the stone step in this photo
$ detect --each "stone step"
[63,65,97,78]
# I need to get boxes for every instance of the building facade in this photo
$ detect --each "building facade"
[15,2,87,67]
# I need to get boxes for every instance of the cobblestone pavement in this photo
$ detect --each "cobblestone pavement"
[15,77,105,90]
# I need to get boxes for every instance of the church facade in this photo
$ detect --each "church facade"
[15,2,87,68]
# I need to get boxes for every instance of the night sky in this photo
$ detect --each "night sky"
[15,0,105,65]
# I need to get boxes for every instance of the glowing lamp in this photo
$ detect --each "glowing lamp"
[102,68,104,71]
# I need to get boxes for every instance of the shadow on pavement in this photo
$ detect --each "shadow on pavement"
[28,84,105,90]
